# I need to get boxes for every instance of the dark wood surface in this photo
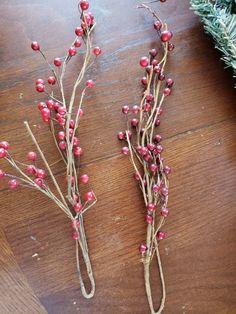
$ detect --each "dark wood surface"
[0,0,236,313]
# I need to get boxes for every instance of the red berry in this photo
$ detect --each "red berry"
[69,128,74,138]
[8,179,19,189]
[46,100,54,109]
[93,46,102,56]
[36,79,44,85]
[150,49,158,57]
[74,39,82,48]
[36,169,46,179]
[139,244,147,254]
[168,43,175,51]
[158,72,165,81]
[53,102,60,111]
[74,202,83,213]
[154,134,162,143]
[152,184,160,193]
[151,59,158,66]
[163,165,171,174]
[75,26,84,36]
[86,79,94,88]
[154,65,161,74]
[73,194,79,202]
[27,151,37,161]
[0,169,6,178]
[156,107,163,116]
[73,146,83,156]
[54,58,62,67]
[48,76,56,85]
[144,103,151,112]
[161,187,169,196]
[68,46,77,56]
[73,137,80,146]
[155,119,161,127]
[139,56,149,67]
[157,231,166,240]
[70,119,75,129]
[146,65,152,74]
[132,105,140,114]
[87,12,95,22]
[147,143,156,151]
[36,83,45,93]
[117,132,125,140]
[0,141,9,150]
[139,146,148,156]
[72,231,79,240]
[82,13,92,25]
[34,178,45,187]
[59,141,67,150]
[57,131,65,140]
[144,154,152,162]
[154,21,162,30]
[78,109,84,117]
[164,88,171,96]
[121,147,129,155]
[131,118,139,127]
[160,30,173,42]
[149,164,158,173]
[0,148,7,158]
[146,215,153,224]
[37,102,46,111]
[156,144,163,154]
[58,107,66,116]
[160,208,169,217]
[80,174,89,184]
[147,203,156,212]
[166,78,174,87]
[26,165,36,175]
[72,219,80,229]
[141,77,148,85]
[41,108,50,118]
[31,41,40,51]
[80,0,89,11]
[146,94,153,102]
[85,191,95,202]
[122,105,130,114]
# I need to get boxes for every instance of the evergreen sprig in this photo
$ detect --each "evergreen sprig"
[190,0,236,85]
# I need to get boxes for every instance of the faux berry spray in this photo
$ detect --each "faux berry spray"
[0,0,102,299]
[118,1,174,313]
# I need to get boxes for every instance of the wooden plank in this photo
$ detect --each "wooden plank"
[0,228,47,313]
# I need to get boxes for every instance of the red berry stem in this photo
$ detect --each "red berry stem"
[119,2,174,313]
[1,0,100,300]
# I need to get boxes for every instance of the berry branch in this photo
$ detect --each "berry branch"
[118,1,174,313]
[0,0,101,299]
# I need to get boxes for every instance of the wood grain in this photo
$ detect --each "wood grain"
[0,0,236,313]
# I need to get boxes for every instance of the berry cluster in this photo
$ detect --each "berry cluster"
[0,0,99,299]
[118,2,173,312]
[118,49,174,251]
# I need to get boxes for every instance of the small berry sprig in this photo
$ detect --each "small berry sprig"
[0,0,101,299]
[118,1,174,313]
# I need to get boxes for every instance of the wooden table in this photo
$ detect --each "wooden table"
[0,0,235,313]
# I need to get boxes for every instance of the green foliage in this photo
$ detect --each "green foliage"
[190,0,236,85]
